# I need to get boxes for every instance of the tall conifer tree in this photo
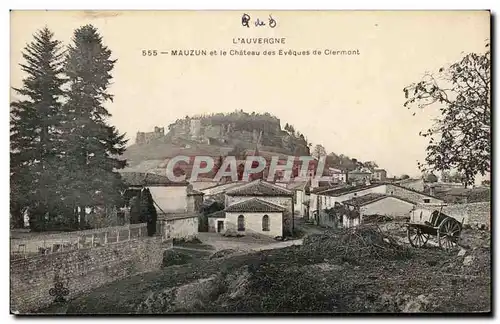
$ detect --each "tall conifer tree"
[10,27,66,230]
[61,25,127,226]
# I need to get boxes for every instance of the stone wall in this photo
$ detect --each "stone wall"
[163,216,198,240]
[10,236,169,313]
[411,202,490,229]
[441,202,491,227]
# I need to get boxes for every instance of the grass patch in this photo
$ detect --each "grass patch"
[65,226,491,314]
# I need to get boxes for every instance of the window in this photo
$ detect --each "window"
[423,199,430,203]
[262,215,270,231]
[293,190,298,203]
[238,215,245,231]
[354,193,358,196]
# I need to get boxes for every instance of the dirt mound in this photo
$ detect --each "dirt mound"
[302,225,412,263]
[136,275,220,313]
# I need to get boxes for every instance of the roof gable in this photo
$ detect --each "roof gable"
[319,183,384,197]
[343,194,416,207]
[225,198,286,213]
[387,183,442,201]
[286,179,311,191]
[226,179,293,197]
[207,210,225,218]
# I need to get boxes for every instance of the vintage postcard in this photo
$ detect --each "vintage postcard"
[9,10,491,315]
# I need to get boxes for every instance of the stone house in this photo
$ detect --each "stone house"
[308,182,443,226]
[371,169,387,182]
[328,168,347,184]
[348,170,372,183]
[163,214,199,240]
[315,193,416,229]
[343,193,416,220]
[224,179,294,236]
[287,180,311,219]
[223,198,285,237]
[120,172,202,239]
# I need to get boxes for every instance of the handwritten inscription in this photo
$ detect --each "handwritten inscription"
[242,14,277,28]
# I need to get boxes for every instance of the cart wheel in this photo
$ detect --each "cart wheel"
[437,218,461,252]
[407,226,429,248]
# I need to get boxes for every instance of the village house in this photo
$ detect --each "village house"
[215,179,294,237]
[120,171,202,240]
[223,198,286,237]
[347,170,373,184]
[343,193,416,221]
[328,168,347,184]
[308,182,444,226]
[371,169,387,182]
[287,180,311,219]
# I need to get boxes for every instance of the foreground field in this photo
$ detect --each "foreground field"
[65,225,490,314]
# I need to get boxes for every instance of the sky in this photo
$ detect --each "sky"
[10,10,490,178]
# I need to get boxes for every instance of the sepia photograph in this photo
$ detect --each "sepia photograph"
[9,9,491,315]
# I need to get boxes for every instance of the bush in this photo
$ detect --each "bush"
[162,249,194,267]
[173,237,202,244]
[209,249,240,260]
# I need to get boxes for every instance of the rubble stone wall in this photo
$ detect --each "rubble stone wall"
[11,236,169,313]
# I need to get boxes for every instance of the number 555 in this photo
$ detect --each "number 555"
[142,50,158,56]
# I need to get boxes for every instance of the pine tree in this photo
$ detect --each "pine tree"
[61,25,127,227]
[10,27,66,229]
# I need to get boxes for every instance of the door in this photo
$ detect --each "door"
[217,221,224,233]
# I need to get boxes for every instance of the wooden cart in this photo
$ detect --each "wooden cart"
[406,208,464,251]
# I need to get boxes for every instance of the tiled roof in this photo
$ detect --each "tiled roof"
[207,210,226,218]
[286,179,311,191]
[320,183,383,197]
[343,193,417,207]
[120,171,189,187]
[187,187,204,196]
[310,185,343,194]
[315,182,442,201]
[395,178,422,184]
[200,181,247,193]
[387,183,443,201]
[224,198,286,213]
[349,170,372,174]
[342,193,387,206]
[226,179,293,197]
[159,213,199,220]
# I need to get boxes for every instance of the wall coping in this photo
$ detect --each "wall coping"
[10,235,163,264]
[10,223,147,243]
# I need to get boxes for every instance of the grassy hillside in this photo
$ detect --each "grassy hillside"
[122,142,234,167]
[65,226,490,314]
